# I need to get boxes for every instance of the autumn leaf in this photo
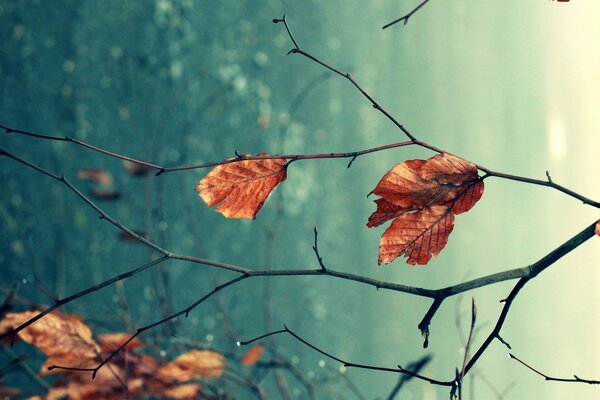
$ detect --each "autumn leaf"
[162,384,202,399]
[196,154,287,219]
[241,345,264,366]
[368,153,484,265]
[0,311,100,374]
[123,160,153,177]
[98,333,144,352]
[595,220,600,237]
[158,350,226,382]
[77,168,113,186]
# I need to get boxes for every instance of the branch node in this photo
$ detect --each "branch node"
[496,334,512,349]
[155,168,166,176]
[546,170,553,184]
[347,154,358,168]
[312,227,327,271]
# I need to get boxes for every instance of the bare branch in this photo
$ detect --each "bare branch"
[510,353,600,385]
[382,0,432,29]
[241,326,452,386]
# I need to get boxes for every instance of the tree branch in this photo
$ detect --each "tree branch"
[382,0,432,29]
[509,353,600,385]
[240,326,452,386]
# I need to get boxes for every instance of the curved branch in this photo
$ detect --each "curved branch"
[382,0,432,29]
[509,353,600,385]
[240,326,451,387]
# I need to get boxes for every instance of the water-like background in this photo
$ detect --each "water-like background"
[1,1,599,398]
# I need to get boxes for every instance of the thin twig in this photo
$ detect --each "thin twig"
[382,0,432,29]
[509,353,600,385]
[241,326,453,386]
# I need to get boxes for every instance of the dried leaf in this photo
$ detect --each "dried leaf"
[378,205,455,265]
[595,220,600,237]
[98,333,144,352]
[196,154,287,219]
[163,383,202,399]
[77,168,113,186]
[0,311,99,373]
[241,345,264,366]
[158,350,226,382]
[124,161,153,177]
[368,153,483,265]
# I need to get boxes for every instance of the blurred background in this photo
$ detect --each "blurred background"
[1,0,599,398]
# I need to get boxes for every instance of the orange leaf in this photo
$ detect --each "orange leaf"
[241,345,264,366]
[0,311,99,372]
[368,153,484,265]
[98,333,144,352]
[196,154,287,219]
[77,168,113,186]
[595,220,600,236]
[162,383,202,399]
[158,350,226,382]
[378,205,455,265]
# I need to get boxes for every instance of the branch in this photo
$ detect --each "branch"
[509,353,600,385]
[382,0,432,29]
[2,147,597,344]
[48,275,248,378]
[240,326,452,387]
[3,124,599,208]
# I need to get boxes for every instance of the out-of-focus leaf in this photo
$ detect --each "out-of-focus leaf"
[158,350,226,382]
[77,168,113,186]
[98,333,144,353]
[241,345,264,366]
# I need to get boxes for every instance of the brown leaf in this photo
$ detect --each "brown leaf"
[162,383,202,399]
[98,333,144,353]
[77,168,113,186]
[124,161,153,177]
[241,345,264,366]
[595,220,600,237]
[0,311,99,373]
[158,350,226,382]
[196,154,287,219]
[378,205,455,265]
[368,153,483,265]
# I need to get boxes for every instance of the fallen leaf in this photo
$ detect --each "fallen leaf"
[196,154,288,219]
[368,153,483,265]
[98,333,144,352]
[241,345,264,366]
[162,383,202,399]
[0,311,100,373]
[158,350,226,382]
[77,168,113,186]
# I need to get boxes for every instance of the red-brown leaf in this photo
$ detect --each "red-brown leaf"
[368,153,484,265]
[378,205,455,265]
[196,154,287,219]
[367,198,412,228]
[595,220,600,237]
[241,345,264,366]
[158,350,226,382]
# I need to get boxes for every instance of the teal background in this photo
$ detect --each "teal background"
[1,0,599,398]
